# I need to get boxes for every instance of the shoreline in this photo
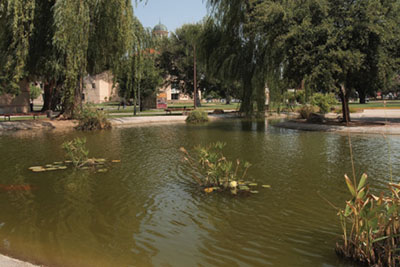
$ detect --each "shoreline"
[0,254,39,267]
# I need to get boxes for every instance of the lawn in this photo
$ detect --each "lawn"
[348,100,400,109]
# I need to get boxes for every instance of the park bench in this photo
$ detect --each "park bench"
[164,107,193,115]
[2,112,46,121]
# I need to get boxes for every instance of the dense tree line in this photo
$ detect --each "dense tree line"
[203,0,400,121]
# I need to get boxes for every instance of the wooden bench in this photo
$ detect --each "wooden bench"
[2,113,46,121]
[164,107,193,115]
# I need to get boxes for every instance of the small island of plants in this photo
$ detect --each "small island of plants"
[180,142,270,195]
[29,137,119,173]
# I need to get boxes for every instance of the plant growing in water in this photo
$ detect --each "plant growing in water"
[335,173,400,266]
[62,137,90,167]
[180,142,267,194]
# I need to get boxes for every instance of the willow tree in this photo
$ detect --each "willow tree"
[116,17,162,114]
[0,0,35,95]
[203,0,271,116]
[53,0,136,117]
[1,0,138,117]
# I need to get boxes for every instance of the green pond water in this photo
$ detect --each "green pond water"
[0,120,399,267]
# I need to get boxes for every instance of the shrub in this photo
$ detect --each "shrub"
[62,137,89,167]
[76,104,111,131]
[336,173,400,266]
[298,105,316,120]
[310,93,337,114]
[186,110,209,123]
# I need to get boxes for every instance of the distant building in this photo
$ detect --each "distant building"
[0,80,30,114]
[83,72,119,104]
[152,21,168,38]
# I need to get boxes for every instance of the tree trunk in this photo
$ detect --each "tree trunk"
[358,90,366,104]
[41,80,55,112]
[339,84,351,124]
[50,83,62,111]
[240,74,253,116]
[73,76,83,117]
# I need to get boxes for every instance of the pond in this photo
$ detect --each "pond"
[0,120,399,266]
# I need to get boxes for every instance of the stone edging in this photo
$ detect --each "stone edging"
[275,120,400,135]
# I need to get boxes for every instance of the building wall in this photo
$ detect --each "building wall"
[0,80,30,113]
[83,72,118,104]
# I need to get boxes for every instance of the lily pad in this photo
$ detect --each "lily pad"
[53,162,63,165]
[45,167,58,171]
[65,160,73,164]
[250,190,259,194]
[29,166,43,170]
[57,166,68,170]
[111,160,121,163]
[97,168,108,173]
[31,168,46,172]
[248,183,258,187]
[262,185,271,188]
[238,185,250,191]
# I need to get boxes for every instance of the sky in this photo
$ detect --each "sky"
[134,0,208,33]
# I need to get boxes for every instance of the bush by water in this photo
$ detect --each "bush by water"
[186,110,209,123]
[76,104,111,131]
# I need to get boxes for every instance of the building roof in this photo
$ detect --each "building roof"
[153,22,168,32]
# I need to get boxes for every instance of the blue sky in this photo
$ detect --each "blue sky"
[134,0,208,33]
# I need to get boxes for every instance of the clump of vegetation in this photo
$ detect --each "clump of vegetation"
[29,138,120,173]
[62,137,90,167]
[186,110,209,123]
[75,104,111,131]
[310,93,337,114]
[335,173,400,266]
[180,142,269,195]
[298,104,316,120]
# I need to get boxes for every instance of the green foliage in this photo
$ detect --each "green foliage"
[186,110,209,123]
[159,22,213,103]
[298,105,316,120]
[0,0,139,115]
[76,104,111,131]
[310,93,337,114]
[62,137,89,167]
[0,0,35,95]
[116,19,162,111]
[29,84,41,101]
[336,174,400,266]
[180,142,252,190]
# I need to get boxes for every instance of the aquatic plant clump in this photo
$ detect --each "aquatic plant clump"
[180,142,270,195]
[75,104,111,131]
[186,110,209,123]
[62,137,90,167]
[336,173,400,266]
